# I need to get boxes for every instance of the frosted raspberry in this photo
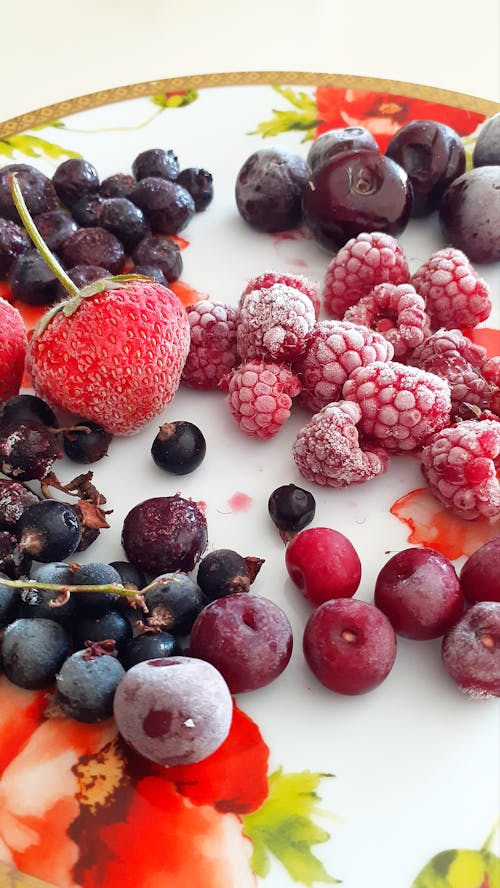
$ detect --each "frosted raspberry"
[237,284,316,362]
[181,300,238,390]
[240,271,321,318]
[323,232,410,318]
[482,356,500,389]
[222,361,301,439]
[294,320,394,413]
[421,418,500,520]
[342,361,451,452]
[410,248,492,331]
[343,282,430,361]
[293,400,390,487]
[411,328,495,418]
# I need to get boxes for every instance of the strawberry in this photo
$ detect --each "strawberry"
[0,296,28,403]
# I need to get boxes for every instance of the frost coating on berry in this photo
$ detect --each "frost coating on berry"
[410,248,492,331]
[293,400,390,487]
[323,231,410,319]
[343,283,430,360]
[237,284,316,363]
[421,418,500,520]
[240,271,321,319]
[342,361,451,452]
[223,360,301,439]
[441,602,500,698]
[294,320,394,412]
[182,300,239,389]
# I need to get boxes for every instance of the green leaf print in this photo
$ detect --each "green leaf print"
[0,133,81,162]
[151,89,199,108]
[411,823,500,888]
[250,86,319,140]
[242,767,340,885]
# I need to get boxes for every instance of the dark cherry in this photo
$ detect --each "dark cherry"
[439,167,500,263]
[0,164,58,223]
[0,218,30,278]
[473,114,500,167]
[54,264,110,302]
[132,148,180,182]
[60,228,125,274]
[235,147,309,232]
[132,235,182,282]
[385,120,465,216]
[307,126,379,174]
[8,249,59,305]
[33,209,78,252]
[302,148,413,249]
[71,193,104,227]
[130,177,195,235]
[52,158,100,208]
[176,168,214,211]
[99,198,150,251]
[100,173,136,199]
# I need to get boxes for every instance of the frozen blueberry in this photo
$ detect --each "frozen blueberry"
[1,618,70,689]
[0,218,31,278]
[60,228,125,274]
[176,168,214,211]
[8,249,59,305]
[71,193,104,227]
[132,235,182,282]
[56,648,125,722]
[99,198,150,251]
[33,209,78,252]
[131,264,167,286]
[100,173,136,199]
[235,148,309,232]
[132,148,180,181]
[130,177,195,234]
[0,164,58,223]
[54,264,110,302]
[52,158,100,208]
[0,569,20,626]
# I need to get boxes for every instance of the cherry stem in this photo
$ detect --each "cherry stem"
[9,174,80,299]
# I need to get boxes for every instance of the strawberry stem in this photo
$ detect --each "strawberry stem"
[9,174,80,299]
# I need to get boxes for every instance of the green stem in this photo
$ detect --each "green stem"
[1,577,132,598]
[9,174,80,299]
[62,106,164,135]
[481,818,499,852]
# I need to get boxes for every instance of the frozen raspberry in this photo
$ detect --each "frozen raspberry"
[240,271,321,319]
[342,361,451,452]
[294,320,394,413]
[343,283,430,361]
[482,356,500,388]
[181,300,238,390]
[411,328,495,418]
[237,284,316,363]
[323,231,410,319]
[292,400,390,487]
[420,417,500,520]
[222,361,301,439]
[410,248,491,331]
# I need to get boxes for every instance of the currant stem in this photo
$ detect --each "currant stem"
[9,174,80,299]
[0,576,158,600]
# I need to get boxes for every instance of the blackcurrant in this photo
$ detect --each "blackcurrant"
[151,421,206,475]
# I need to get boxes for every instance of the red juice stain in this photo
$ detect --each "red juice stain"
[0,281,13,302]
[462,326,500,359]
[227,492,253,512]
[170,235,189,250]
[170,280,206,307]
[270,226,313,244]
[391,487,500,560]
[196,500,207,513]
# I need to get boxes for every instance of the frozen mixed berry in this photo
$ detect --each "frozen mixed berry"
[131,264,167,285]
[0,299,28,402]
[63,420,113,463]
[285,525,361,605]
[410,328,495,418]
[189,593,293,692]
[441,602,500,698]
[293,320,394,413]
[144,572,206,635]
[60,227,125,275]
[182,300,238,389]
[132,148,180,182]
[100,172,136,199]
[132,235,182,282]
[240,271,321,319]
[0,570,20,626]
[16,500,82,562]
[410,248,491,331]
[0,164,58,223]
[439,166,500,263]
[54,264,110,302]
[268,483,316,538]
[235,147,309,232]
[459,538,500,605]
[52,158,100,208]
[0,394,57,429]
[33,209,78,252]
[385,120,465,216]
[342,361,451,452]
[71,193,104,227]
[0,530,32,579]
[113,656,233,766]
[343,283,430,361]
[0,478,39,531]
[71,562,126,618]
[323,231,410,318]
[0,421,62,481]
[1,617,70,689]
[0,217,30,278]
[176,167,214,211]
[374,547,463,640]
[197,548,263,600]
[151,421,206,475]
[56,647,125,722]
[72,610,133,656]
[130,177,195,235]
[420,416,500,521]
[293,400,390,488]
[21,561,76,626]
[122,495,208,575]
[99,198,151,251]
[303,598,397,695]
[109,560,146,591]
[473,114,500,167]
[302,149,412,250]
[8,249,59,305]
[237,284,316,363]
[121,631,179,670]
[222,360,301,440]
[307,126,378,174]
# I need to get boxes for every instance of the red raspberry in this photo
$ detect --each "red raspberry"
[421,417,500,520]
[410,248,492,331]
[293,400,390,487]
[181,300,238,390]
[343,282,430,361]
[342,361,451,452]
[323,231,410,318]
[222,361,301,439]
[294,320,393,413]
[0,297,27,402]
[240,271,321,318]
[411,328,495,418]
[237,284,317,363]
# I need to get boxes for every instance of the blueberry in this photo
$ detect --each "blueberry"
[0,569,20,626]
[176,168,214,211]
[71,193,104,227]
[0,163,58,223]
[63,420,112,463]
[71,562,126,617]
[109,560,146,590]
[132,148,179,182]
[144,573,206,635]
[20,561,77,626]
[60,227,125,275]
[71,610,133,656]
[1,618,70,689]
[52,158,100,208]
[0,394,57,429]
[16,500,82,563]
[268,483,316,533]
[121,630,179,670]
[473,114,500,167]
[130,177,195,235]
[131,235,182,282]
[100,173,136,199]
[99,198,150,251]
[0,217,30,278]
[8,249,59,305]
[197,549,254,600]
[54,264,110,303]
[33,209,78,252]
[56,648,125,722]
[235,148,309,232]
[151,421,206,475]
[131,264,167,286]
